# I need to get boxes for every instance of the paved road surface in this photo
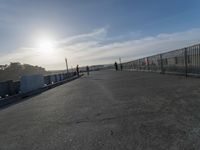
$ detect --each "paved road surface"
[1,70,200,150]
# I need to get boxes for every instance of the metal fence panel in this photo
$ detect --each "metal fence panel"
[122,43,200,76]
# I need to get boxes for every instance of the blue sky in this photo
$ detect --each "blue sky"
[1,0,200,70]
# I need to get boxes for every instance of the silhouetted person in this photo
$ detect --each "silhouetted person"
[86,66,90,75]
[76,65,79,77]
[114,62,118,71]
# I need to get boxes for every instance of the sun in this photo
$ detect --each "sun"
[38,38,53,49]
[36,36,55,54]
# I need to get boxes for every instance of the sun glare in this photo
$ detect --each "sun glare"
[36,36,55,54]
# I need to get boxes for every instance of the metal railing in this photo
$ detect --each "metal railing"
[123,43,200,76]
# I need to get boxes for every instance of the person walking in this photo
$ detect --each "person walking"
[114,62,118,71]
[86,66,90,75]
[76,65,79,77]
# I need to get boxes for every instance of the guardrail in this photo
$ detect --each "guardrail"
[123,43,200,77]
[0,72,77,99]
[0,74,80,107]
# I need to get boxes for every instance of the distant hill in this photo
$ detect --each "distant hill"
[0,62,48,82]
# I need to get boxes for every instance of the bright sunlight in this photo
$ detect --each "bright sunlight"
[36,36,55,55]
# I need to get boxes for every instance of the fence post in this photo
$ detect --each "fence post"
[160,54,164,74]
[184,48,188,77]
[147,57,150,71]
[138,59,140,70]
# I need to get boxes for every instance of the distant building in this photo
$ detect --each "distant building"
[0,65,7,70]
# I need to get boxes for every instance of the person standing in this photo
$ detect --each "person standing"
[86,66,90,75]
[114,62,118,71]
[76,65,79,77]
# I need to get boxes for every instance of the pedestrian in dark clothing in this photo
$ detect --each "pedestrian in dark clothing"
[76,65,79,77]
[114,62,118,71]
[86,66,90,75]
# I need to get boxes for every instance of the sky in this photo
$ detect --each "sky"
[1,0,200,70]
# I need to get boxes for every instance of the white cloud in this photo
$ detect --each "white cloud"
[57,28,107,46]
[59,28,200,66]
[1,27,200,70]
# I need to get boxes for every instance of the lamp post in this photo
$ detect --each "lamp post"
[119,57,123,71]
[65,58,69,73]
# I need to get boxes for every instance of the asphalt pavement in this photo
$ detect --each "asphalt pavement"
[1,70,200,150]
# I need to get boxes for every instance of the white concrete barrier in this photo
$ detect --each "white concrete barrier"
[20,74,44,93]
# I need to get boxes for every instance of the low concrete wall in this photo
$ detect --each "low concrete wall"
[56,74,60,82]
[44,75,51,85]
[0,72,77,99]
[0,81,12,98]
[60,74,64,81]
[51,75,56,84]
[0,75,81,108]
[0,81,20,98]
[20,74,44,93]
[11,81,20,95]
